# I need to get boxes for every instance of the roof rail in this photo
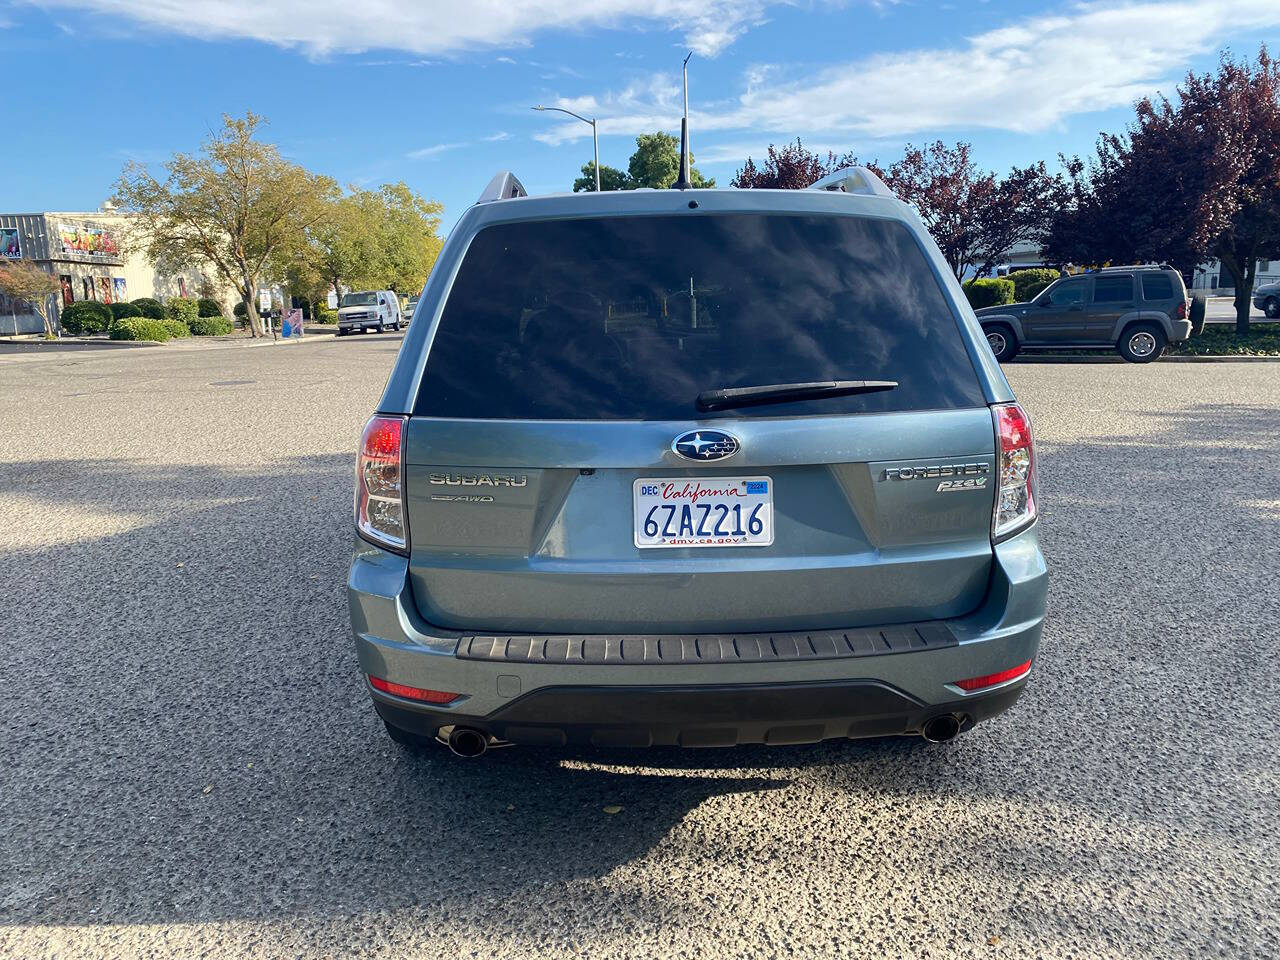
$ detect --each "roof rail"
[808,166,895,199]
[1094,263,1169,273]
[477,171,528,204]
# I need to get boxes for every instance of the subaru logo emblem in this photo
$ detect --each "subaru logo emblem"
[672,430,740,462]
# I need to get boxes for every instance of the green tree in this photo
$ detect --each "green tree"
[627,132,714,189]
[573,162,630,192]
[293,188,384,311]
[113,112,339,337]
[373,182,444,295]
[569,133,714,191]
[0,260,61,337]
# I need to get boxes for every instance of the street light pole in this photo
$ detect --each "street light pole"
[532,105,600,191]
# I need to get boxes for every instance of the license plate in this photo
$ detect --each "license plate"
[633,477,774,548]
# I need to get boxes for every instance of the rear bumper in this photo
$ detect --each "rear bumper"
[348,525,1047,746]
[373,677,1028,747]
[1169,319,1192,342]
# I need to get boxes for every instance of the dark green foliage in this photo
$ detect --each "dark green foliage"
[61,300,113,335]
[108,316,172,341]
[1170,321,1280,355]
[110,301,143,321]
[1008,268,1060,302]
[233,301,248,318]
[187,313,234,336]
[166,297,198,326]
[162,317,192,338]
[130,297,165,319]
[962,277,1016,309]
[197,298,223,317]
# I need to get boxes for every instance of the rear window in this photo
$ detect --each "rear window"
[1094,275,1134,303]
[414,214,985,420]
[1141,273,1175,300]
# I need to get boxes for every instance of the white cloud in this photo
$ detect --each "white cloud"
[535,0,1280,145]
[29,0,789,56]
[482,132,512,141]
[406,142,466,159]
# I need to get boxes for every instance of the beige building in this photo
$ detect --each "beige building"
[1,209,236,334]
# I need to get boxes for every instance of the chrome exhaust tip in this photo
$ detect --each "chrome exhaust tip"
[921,714,962,744]
[446,727,490,758]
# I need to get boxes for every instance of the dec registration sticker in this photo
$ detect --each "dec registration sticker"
[633,477,774,549]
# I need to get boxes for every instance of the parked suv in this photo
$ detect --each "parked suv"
[975,265,1191,362]
[1253,280,1280,319]
[348,168,1047,756]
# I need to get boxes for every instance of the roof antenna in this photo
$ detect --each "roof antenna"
[672,51,693,190]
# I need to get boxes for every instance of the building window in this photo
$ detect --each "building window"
[83,277,95,301]
[60,275,74,305]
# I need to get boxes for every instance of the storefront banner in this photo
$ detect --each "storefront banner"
[113,278,127,302]
[58,222,120,259]
[98,277,113,304]
[1,228,20,259]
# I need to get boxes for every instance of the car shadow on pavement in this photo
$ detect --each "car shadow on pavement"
[2,401,1278,947]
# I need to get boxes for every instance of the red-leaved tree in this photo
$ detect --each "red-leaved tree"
[1045,47,1280,333]
[731,139,853,189]
[735,138,1054,281]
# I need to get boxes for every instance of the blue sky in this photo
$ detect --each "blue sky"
[4,1,1279,232]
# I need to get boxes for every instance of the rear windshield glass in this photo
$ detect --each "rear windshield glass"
[1141,273,1175,300]
[415,214,985,420]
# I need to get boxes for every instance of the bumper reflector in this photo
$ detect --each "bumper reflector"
[953,659,1032,692]
[369,675,460,704]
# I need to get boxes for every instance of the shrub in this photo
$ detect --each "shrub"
[108,316,171,341]
[962,277,1016,310]
[61,300,113,336]
[1008,268,1060,303]
[187,313,234,336]
[197,297,222,318]
[131,297,164,319]
[166,297,198,326]
[110,301,143,321]
[313,307,337,324]
[233,301,247,318]
[162,317,192,338]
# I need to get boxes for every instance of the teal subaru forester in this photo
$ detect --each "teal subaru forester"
[347,168,1047,756]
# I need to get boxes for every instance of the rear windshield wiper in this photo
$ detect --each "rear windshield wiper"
[695,379,898,412]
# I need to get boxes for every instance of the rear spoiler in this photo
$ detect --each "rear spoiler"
[808,166,895,199]
[477,171,528,204]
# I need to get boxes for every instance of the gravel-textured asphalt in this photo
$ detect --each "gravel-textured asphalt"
[2,338,1278,959]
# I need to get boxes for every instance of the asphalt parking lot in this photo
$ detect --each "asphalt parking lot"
[2,337,1278,959]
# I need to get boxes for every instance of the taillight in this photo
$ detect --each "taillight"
[991,402,1037,542]
[1177,300,1187,320]
[368,675,459,703]
[355,414,408,553]
[953,659,1032,692]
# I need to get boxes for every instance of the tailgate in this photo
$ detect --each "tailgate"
[404,411,996,634]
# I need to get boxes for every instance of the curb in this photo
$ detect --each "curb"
[1010,353,1280,364]
[0,337,164,351]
